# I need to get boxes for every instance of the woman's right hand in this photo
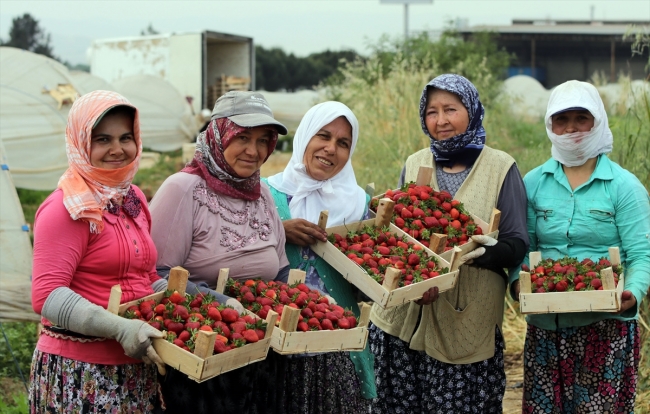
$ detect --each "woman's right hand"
[283,219,328,246]
[415,286,439,305]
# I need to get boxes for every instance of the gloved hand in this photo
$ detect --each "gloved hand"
[226,298,246,314]
[460,235,498,264]
[41,287,163,364]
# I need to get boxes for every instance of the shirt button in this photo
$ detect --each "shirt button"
[121,214,126,218]
[133,240,137,244]
[126,225,130,229]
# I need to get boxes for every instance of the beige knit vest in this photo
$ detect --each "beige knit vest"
[370,146,515,364]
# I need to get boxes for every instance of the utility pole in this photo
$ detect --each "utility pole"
[380,0,434,40]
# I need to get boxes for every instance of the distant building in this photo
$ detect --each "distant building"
[459,20,649,87]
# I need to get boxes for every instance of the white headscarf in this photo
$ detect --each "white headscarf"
[545,80,613,167]
[267,101,367,226]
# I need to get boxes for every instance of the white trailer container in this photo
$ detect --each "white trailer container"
[89,31,254,114]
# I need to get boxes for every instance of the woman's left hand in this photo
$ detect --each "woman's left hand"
[283,219,328,246]
[617,290,637,315]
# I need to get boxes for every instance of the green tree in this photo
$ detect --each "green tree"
[255,46,361,91]
[0,13,55,58]
[141,23,159,36]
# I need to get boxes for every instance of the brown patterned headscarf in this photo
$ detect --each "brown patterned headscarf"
[182,118,278,200]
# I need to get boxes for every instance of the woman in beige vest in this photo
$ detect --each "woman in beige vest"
[368,74,529,413]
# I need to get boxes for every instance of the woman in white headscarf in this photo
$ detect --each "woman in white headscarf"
[263,101,376,413]
[510,80,650,413]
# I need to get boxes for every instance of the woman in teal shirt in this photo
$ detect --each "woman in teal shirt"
[510,80,650,413]
[263,101,375,413]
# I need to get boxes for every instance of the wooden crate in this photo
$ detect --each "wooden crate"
[310,206,461,309]
[518,248,624,314]
[369,166,500,259]
[108,267,277,383]
[216,269,371,355]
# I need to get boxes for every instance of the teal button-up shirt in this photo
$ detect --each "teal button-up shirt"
[509,154,650,330]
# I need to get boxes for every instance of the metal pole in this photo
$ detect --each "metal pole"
[404,3,409,40]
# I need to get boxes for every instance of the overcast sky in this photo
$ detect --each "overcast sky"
[1,0,648,65]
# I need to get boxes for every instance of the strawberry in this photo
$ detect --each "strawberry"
[321,319,334,330]
[242,329,259,343]
[590,279,602,289]
[168,291,184,304]
[407,253,420,266]
[178,330,191,342]
[337,318,351,329]
[207,307,222,322]
[214,340,230,354]
[221,308,239,323]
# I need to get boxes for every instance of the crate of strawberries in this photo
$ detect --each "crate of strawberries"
[518,247,625,314]
[219,269,371,355]
[109,267,277,383]
[369,166,500,262]
[310,204,461,309]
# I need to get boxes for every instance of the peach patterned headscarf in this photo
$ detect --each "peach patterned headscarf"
[57,90,141,233]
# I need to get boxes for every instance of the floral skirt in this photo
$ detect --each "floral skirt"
[523,319,639,414]
[277,351,371,414]
[29,349,159,414]
[368,324,506,414]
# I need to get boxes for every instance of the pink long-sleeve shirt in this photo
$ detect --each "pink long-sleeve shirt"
[32,186,160,365]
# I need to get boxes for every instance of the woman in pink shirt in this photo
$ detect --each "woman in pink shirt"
[30,91,165,413]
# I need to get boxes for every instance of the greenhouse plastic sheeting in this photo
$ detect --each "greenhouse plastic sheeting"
[113,74,199,152]
[0,47,75,190]
[0,138,38,322]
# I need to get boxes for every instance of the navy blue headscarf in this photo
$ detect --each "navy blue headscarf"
[419,74,486,167]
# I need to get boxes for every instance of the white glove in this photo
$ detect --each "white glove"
[42,287,163,365]
[460,235,498,264]
[226,298,246,314]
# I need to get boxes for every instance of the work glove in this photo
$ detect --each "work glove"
[460,235,498,265]
[41,287,163,365]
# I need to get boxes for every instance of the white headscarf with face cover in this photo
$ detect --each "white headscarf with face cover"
[267,101,367,226]
[545,80,613,167]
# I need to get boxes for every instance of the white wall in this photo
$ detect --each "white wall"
[168,33,203,114]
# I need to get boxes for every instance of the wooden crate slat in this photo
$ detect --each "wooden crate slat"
[271,327,369,355]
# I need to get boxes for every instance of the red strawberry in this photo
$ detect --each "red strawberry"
[297,321,309,332]
[178,330,191,342]
[591,278,602,289]
[242,329,259,343]
[207,307,222,322]
[307,318,321,328]
[407,253,420,266]
[221,308,239,323]
[321,319,334,330]
[575,282,587,291]
[168,291,184,304]
[214,340,230,354]
[337,318,351,329]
